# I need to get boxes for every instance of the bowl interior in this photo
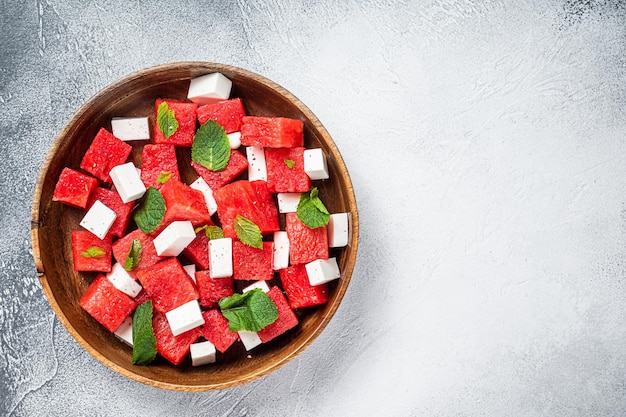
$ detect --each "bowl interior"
[31,62,358,390]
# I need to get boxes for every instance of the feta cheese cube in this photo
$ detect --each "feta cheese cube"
[327,212,349,248]
[276,192,301,213]
[165,300,205,336]
[187,72,232,105]
[189,176,218,216]
[227,131,241,149]
[190,340,216,366]
[304,148,329,180]
[305,257,340,286]
[80,200,117,239]
[111,117,150,141]
[106,262,142,298]
[246,146,267,181]
[242,280,270,293]
[109,162,146,203]
[209,237,233,278]
[272,231,290,270]
[153,220,196,257]
[114,316,133,346]
[238,330,262,351]
[183,264,197,283]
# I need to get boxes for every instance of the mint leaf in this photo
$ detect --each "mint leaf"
[191,120,230,171]
[195,224,225,240]
[81,246,106,258]
[218,289,278,332]
[156,171,173,184]
[133,186,165,234]
[124,239,142,271]
[296,187,330,228]
[234,215,263,249]
[157,101,178,139]
[284,158,295,169]
[132,301,157,365]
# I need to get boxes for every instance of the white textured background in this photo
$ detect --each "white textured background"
[2,0,626,415]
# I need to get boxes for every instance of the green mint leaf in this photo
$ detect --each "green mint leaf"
[124,239,142,271]
[234,215,263,249]
[80,246,106,258]
[191,120,230,171]
[284,158,295,169]
[195,224,225,240]
[132,301,157,366]
[156,171,173,184]
[133,186,166,234]
[218,289,278,332]
[296,187,330,228]
[157,101,178,139]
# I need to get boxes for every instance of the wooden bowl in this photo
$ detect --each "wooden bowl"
[30,62,359,391]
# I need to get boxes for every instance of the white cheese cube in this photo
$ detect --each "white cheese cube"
[114,316,133,347]
[242,280,270,293]
[165,300,205,337]
[305,257,340,286]
[304,148,329,180]
[187,72,232,105]
[246,146,267,181]
[189,176,218,216]
[272,231,290,270]
[209,237,233,278]
[80,200,117,239]
[153,220,196,257]
[327,213,349,248]
[227,131,241,149]
[183,264,197,283]
[238,330,262,351]
[111,117,150,141]
[109,162,146,203]
[106,263,142,298]
[276,192,301,213]
[190,340,216,366]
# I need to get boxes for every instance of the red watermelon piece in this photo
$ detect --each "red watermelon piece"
[257,286,299,343]
[285,212,329,265]
[279,264,329,309]
[79,127,132,182]
[240,116,304,148]
[213,180,279,239]
[71,230,112,272]
[152,311,200,365]
[87,187,133,238]
[196,98,246,133]
[140,144,181,189]
[153,99,198,147]
[194,270,234,308]
[112,228,164,271]
[181,229,210,270]
[79,274,138,332]
[264,147,311,193]
[134,289,151,306]
[157,179,213,234]
[135,258,200,313]
[52,167,99,209]
[201,309,239,353]
[191,149,248,190]
[232,240,274,281]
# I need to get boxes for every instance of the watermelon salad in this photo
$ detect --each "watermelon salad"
[51,72,350,367]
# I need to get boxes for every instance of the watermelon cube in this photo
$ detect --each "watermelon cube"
[52,167,99,209]
[182,229,210,270]
[112,228,164,271]
[158,179,213,234]
[153,99,198,147]
[71,230,112,272]
[79,127,132,182]
[87,187,134,238]
[140,144,181,189]
[213,180,279,239]
[240,116,304,148]
[285,212,329,265]
[196,98,246,133]
[264,147,312,193]
[194,270,234,308]
[152,311,200,365]
[191,149,248,190]
[201,309,239,353]
[257,286,299,343]
[135,258,200,313]
[232,240,274,281]
[279,264,329,309]
[79,274,138,333]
